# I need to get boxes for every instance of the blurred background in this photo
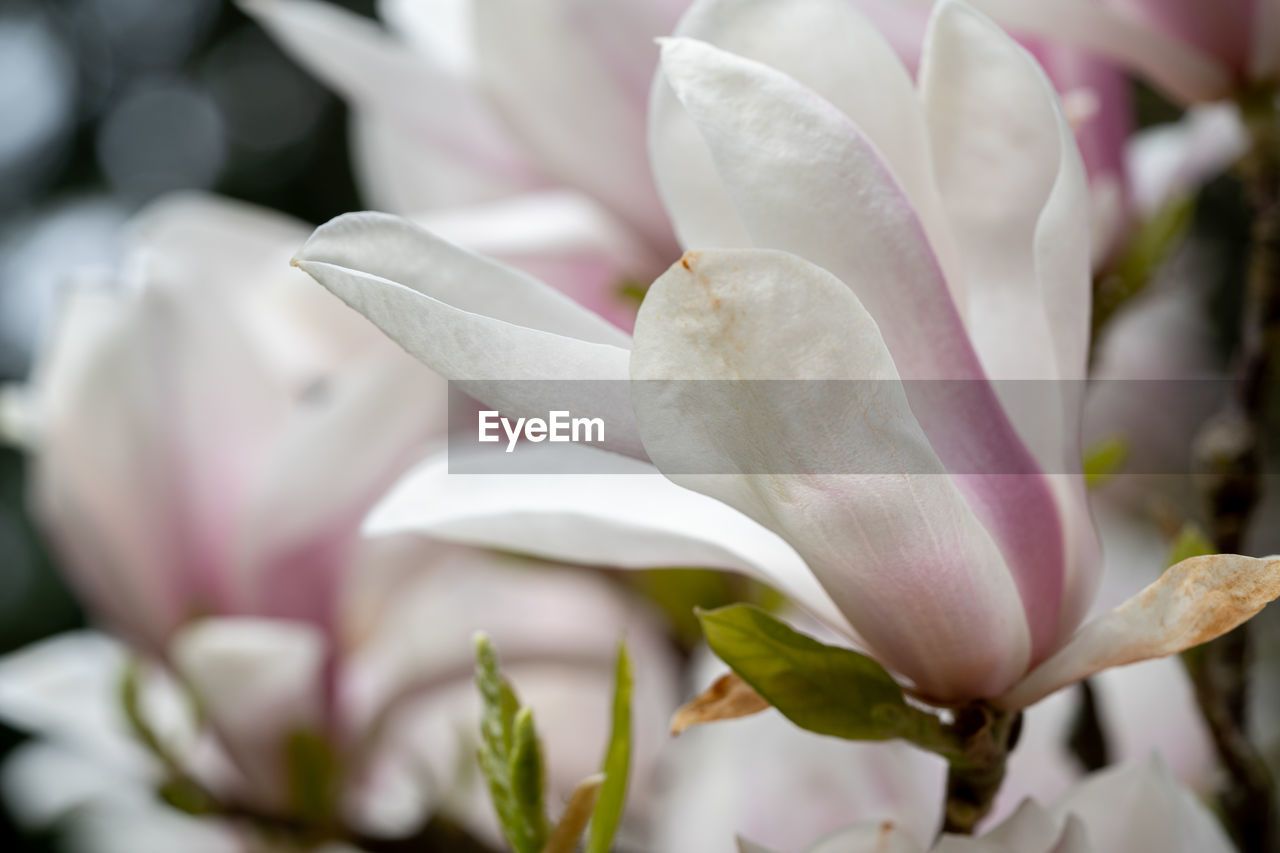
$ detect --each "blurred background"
[0,1,377,847]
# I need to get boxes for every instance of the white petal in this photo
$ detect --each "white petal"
[241,0,539,206]
[653,0,965,301]
[170,618,327,806]
[921,0,1091,386]
[1,742,142,829]
[997,553,1280,709]
[631,249,1030,700]
[363,444,850,634]
[0,633,144,774]
[294,212,645,458]
[1049,759,1235,852]
[921,0,1100,644]
[959,0,1233,104]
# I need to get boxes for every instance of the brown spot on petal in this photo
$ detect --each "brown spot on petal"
[670,672,770,736]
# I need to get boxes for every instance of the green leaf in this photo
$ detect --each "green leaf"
[697,605,958,760]
[586,645,632,853]
[510,707,549,842]
[474,633,548,853]
[1166,522,1215,568]
[1083,436,1129,489]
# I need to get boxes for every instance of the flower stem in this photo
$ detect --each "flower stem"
[1191,85,1280,853]
[940,703,1021,835]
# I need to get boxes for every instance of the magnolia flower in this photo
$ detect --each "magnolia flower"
[241,0,689,328]
[0,194,678,850]
[739,758,1234,853]
[654,514,1216,853]
[962,0,1280,105]
[291,0,1280,709]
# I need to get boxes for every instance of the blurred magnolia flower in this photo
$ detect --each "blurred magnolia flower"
[741,758,1234,853]
[963,0,1280,105]
[290,0,1280,709]
[0,194,678,851]
[241,0,689,328]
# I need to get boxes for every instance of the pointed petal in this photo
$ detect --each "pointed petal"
[658,37,1069,661]
[651,0,962,291]
[921,0,1101,641]
[294,212,644,458]
[363,444,850,634]
[998,553,1280,709]
[631,249,1030,700]
[241,0,539,206]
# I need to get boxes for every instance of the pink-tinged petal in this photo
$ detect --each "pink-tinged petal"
[240,355,443,633]
[294,212,645,458]
[631,249,1030,700]
[960,0,1233,103]
[170,618,328,809]
[472,0,677,253]
[652,0,966,305]
[1048,759,1235,852]
[415,190,657,331]
[922,1,1101,644]
[362,445,851,636]
[658,36,1068,664]
[241,0,541,209]
[997,553,1280,709]
[1252,0,1280,79]
[29,284,185,647]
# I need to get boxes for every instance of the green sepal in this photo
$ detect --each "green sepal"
[696,604,960,761]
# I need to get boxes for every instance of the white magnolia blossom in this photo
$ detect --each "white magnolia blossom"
[654,512,1216,853]
[0,194,679,851]
[741,758,1234,853]
[290,0,1280,710]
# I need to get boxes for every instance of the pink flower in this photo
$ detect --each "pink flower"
[0,193,679,849]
